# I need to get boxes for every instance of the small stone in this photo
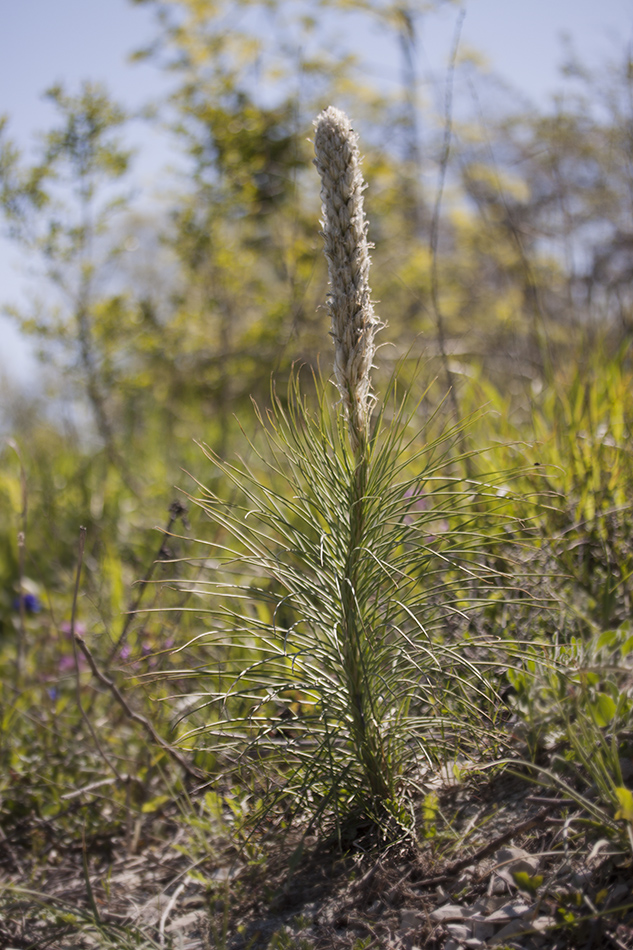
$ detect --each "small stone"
[495,847,540,889]
[211,865,239,881]
[446,923,472,941]
[490,918,531,944]
[473,896,506,915]
[619,756,633,782]
[609,884,629,904]
[496,846,538,868]
[472,919,496,941]
[400,908,423,931]
[430,904,471,923]
[465,940,485,949]
[571,868,592,888]
[486,900,533,923]
[488,875,509,896]
[454,866,475,891]
[166,911,201,933]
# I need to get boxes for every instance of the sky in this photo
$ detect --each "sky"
[1,0,632,384]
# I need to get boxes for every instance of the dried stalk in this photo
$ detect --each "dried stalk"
[75,630,203,781]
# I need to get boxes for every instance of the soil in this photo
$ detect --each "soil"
[2,768,633,950]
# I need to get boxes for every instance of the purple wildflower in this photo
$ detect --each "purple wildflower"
[13,593,41,614]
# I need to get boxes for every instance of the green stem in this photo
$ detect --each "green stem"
[340,437,391,806]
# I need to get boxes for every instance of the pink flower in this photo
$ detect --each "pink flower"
[60,621,86,639]
[58,653,87,672]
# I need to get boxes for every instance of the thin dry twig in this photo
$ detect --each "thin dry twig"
[71,525,123,783]
[159,882,185,946]
[75,632,204,781]
[525,796,575,806]
[61,777,118,801]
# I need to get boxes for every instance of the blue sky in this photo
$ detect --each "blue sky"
[1,0,632,383]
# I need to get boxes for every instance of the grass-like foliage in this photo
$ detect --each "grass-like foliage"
[509,623,633,853]
[169,370,523,837]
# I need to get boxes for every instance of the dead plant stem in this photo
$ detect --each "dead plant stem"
[429,10,465,425]
[75,631,204,781]
[71,526,123,783]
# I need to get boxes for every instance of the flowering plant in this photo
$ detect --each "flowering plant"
[173,108,517,838]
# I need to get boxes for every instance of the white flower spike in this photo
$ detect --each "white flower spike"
[313,106,381,454]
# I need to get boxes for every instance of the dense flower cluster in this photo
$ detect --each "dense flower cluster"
[313,106,381,452]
